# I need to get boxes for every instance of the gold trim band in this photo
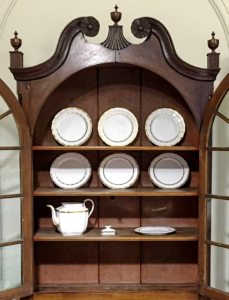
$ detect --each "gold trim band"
[56,209,89,213]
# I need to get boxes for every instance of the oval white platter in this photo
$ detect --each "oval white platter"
[98,153,139,189]
[50,153,92,189]
[145,108,185,146]
[52,107,92,146]
[98,108,138,146]
[135,226,176,236]
[148,153,189,189]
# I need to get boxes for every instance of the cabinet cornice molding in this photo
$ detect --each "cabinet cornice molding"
[9,14,220,82]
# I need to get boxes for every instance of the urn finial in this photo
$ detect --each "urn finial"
[111,5,122,25]
[208,31,219,53]
[10,31,22,52]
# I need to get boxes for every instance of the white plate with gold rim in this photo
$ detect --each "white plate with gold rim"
[148,153,189,189]
[98,108,138,146]
[135,226,176,236]
[145,108,185,146]
[98,153,139,189]
[52,107,92,146]
[50,153,92,189]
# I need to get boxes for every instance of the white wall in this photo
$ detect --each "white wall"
[0,0,229,295]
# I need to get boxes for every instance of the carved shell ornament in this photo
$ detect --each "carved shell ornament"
[101,5,130,50]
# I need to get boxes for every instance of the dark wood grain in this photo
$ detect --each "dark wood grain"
[141,196,198,228]
[35,242,98,284]
[33,284,198,299]
[34,227,198,242]
[33,187,199,196]
[99,242,140,283]
[141,241,198,283]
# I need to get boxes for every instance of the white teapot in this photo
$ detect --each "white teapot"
[47,199,94,236]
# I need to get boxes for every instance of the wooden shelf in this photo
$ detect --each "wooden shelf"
[33,146,199,151]
[34,227,198,242]
[33,187,199,196]
[35,283,198,300]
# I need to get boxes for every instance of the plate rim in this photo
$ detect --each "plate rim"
[98,107,139,146]
[98,153,140,189]
[145,108,185,146]
[51,107,93,146]
[148,153,190,189]
[50,152,92,189]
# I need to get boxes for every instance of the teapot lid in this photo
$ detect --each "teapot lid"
[56,202,88,213]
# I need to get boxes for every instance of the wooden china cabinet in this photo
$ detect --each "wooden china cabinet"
[1,6,229,300]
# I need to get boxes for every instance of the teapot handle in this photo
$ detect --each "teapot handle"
[84,199,94,217]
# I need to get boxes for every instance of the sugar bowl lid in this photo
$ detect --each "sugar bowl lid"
[101,225,116,235]
[56,202,88,213]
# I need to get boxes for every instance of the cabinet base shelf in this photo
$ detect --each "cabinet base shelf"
[34,227,198,242]
[34,284,198,300]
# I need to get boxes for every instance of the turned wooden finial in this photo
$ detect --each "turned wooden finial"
[207,32,220,69]
[10,31,22,52]
[111,5,122,25]
[208,31,219,53]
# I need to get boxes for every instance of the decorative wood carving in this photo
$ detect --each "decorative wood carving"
[101,5,130,50]
[10,14,220,82]
[80,17,100,37]
[10,17,85,80]
[10,31,23,68]
[207,32,220,69]
[131,17,220,81]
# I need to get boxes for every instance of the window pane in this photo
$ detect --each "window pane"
[210,245,229,293]
[0,96,9,116]
[211,151,229,196]
[0,198,21,243]
[210,115,229,147]
[207,198,229,245]
[218,90,229,119]
[0,150,21,195]
[0,113,20,147]
[0,244,22,291]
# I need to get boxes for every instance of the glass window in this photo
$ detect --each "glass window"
[0,150,21,195]
[0,96,9,116]
[0,113,20,147]
[0,198,21,243]
[0,244,22,291]
[218,90,229,119]
[210,151,229,197]
[210,115,229,147]
[210,245,229,293]
[207,198,229,245]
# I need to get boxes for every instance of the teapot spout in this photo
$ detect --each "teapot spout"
[47,205,59,227]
